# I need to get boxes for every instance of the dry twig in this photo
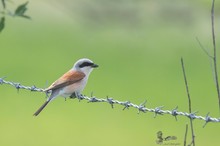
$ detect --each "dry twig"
[181,58,195,146]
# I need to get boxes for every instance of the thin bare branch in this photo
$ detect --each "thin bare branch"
[211,0,220,111]
[181,58,195,146]
[196,37,213,59]
[181,58,192,113]
[184,124,188,146]
[196,37,216,87]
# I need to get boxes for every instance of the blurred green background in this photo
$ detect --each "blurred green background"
[0,0,220,145]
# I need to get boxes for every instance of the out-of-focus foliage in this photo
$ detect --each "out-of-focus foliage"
[0,16,5,32]
[1,0,6,9]
[14,1,30,19]
[0,1,30,32]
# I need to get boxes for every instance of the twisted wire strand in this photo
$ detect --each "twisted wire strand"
[0,78,219,126]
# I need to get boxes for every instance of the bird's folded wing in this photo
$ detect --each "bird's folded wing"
[45,70,85,91]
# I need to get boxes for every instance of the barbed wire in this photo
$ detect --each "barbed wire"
[0,77,219,126]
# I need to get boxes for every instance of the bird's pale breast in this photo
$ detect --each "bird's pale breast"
[59,77,88,97]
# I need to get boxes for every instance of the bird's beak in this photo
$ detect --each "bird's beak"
[92,63,99,68]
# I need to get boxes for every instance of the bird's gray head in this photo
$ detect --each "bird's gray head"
[73,58,98,75]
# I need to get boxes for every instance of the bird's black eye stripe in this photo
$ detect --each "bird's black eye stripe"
[79,62,94,68]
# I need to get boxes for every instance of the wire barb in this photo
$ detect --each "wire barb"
[187,111,198,120]
[88,97,99,103]
[122,101,131,110]
[30,85,37,91]
[0,77,5,84]
[76,94,84,102]
[138,100,147,114]
[171,106,178,121]
[203,112,212,128]
[154,106,164,118]
[14,83,21,92]
[107,97,114,109]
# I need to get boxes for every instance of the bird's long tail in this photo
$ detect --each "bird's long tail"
[33,100,50,116]
[33,89,59,116]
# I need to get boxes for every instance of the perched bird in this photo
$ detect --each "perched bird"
[33,58,98,116]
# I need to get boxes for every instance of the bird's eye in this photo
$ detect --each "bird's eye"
[79,62,94,68]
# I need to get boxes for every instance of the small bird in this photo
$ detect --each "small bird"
[33,58,98,116]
